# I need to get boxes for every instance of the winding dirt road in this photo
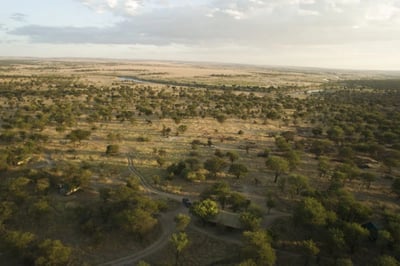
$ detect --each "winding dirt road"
[100,154,291,265]
[100,155,187,266]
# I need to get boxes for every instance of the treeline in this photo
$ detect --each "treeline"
[339,79,400,90]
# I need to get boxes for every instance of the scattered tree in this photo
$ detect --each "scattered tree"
[170,232,189,266]
[229,163,249,179]
[106,144,119,155]
[242,230,276,266]
[191,199,219,224]
[265,156,289,183]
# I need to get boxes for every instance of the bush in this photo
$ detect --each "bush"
[106,144,119,155]
[137,136,150,142]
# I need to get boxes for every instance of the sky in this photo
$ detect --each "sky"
[1,0,400,70]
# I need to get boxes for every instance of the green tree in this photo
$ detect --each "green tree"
[203,181,231,210]
[376,230,393,254]
[294,197,329,227]
[118,209,158,239]
[327,126,344,145]
[229,163,249,179]
[275,136,291,152]
[137,261,151,266]
[170,232,189,266]
[374,255,400,266]
[229,192,250,212]
[327,228,346,259]
[174,213,191,232]
[35,178,50,194]
[29,199,50,222]
[310,139,335,158]
[335,258,353,266]
[265,156,289,183]
[287,174,309,196]
[284,149,301,170]
[191,199,219,224]
[0,201,14,228]
[237,259,257,266]
[226,151,239,163]
[106,144,119,155]
[301,239,320,266]
[240,212,262,231]
[8,176,31,204]
[35,239,72,266]
[204,157,228,178]
[242,230,276,266]
[66,129,91,144]
[5,230,36,254]
[156,156,166,167]
[177,125,188,135]
[343,222,369,254]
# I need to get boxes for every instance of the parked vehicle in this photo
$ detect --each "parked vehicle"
[182,198,192,208]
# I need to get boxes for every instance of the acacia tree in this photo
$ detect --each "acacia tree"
[301,239,320,266]
[327,126,344,145]
[265,156,289,183]
[201,181,231,210]
[35,239,72,266]
[118,209,158,239]
[242,230,276,266]
[191,199,219,224]
[284,149,301,170]
[294,197,330,227]
[170,232,189,266]
[327,228,346,259]
[226,151,239,164]
[4,230,36,257]
[229,163,249,179]
[343,222,369,254]
[204,157,228,178]
[174,213,191,232]
[318,156,331,178]
[66,129,91,144]
[106,144,119,155]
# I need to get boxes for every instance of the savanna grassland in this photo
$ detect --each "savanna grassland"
[0,59,400,266]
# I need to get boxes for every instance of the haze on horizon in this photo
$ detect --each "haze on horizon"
[1,0,400,71]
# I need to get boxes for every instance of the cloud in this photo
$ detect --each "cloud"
[107,0,118,8]
[10,13,28,22]
[8,0,400,48]
[79,0,146,15]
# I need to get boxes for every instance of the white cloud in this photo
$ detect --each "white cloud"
[223,9,244,19]
[10,0,400,46]
[107,0,118,8]
[298,9,320,16]
[366,2,400,21]
[125,0,141,14]
[79,0,144,16]
[10,13,28,22]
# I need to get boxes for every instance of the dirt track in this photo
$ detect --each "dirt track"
[100,154,291,265]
